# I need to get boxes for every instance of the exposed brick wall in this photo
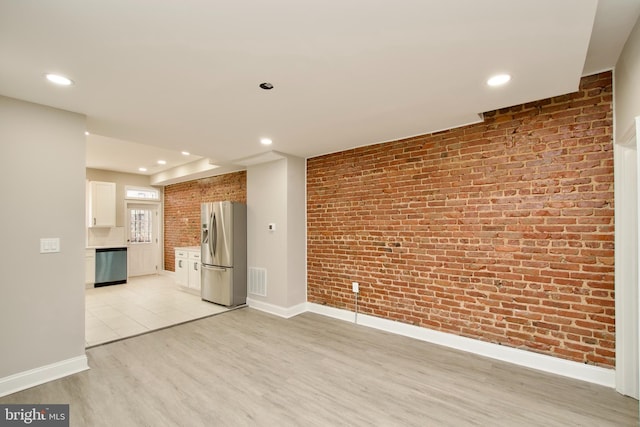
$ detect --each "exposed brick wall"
[164,171,246,271]
[307,72,614,367]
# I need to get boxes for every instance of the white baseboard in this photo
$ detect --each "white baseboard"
[0,355,89,398]
[306,303,616,388]
[247,298,307,319]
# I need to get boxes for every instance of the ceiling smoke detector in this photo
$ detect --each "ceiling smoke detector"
[259,82,274,90]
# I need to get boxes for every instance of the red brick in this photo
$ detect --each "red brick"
[164,172,247,271]
[307,72,614,368]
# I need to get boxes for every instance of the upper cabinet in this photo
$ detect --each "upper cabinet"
[88,181,116,227]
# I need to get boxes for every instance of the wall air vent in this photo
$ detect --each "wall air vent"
[248,267,267,297]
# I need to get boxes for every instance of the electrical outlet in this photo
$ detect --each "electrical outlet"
[352,281,359,293]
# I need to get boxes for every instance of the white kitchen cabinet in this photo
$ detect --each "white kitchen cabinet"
[88,181,116,227]
[188,251,201,292]
[175,247,200,294]
[85,249,95,287]
[175,249,189,288]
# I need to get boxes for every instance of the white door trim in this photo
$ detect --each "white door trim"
[614,117,640,399]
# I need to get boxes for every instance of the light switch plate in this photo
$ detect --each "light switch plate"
[40,238,60,253]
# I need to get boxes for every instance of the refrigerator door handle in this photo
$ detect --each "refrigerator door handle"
[202,264,227,271]
[210,211,216,258]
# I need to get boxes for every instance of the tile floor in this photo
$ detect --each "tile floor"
[85,274,230,347]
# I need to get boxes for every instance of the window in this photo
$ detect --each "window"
[129,209,153,243]
[125,186,160,200]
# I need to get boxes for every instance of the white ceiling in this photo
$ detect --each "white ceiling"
[1,0,639,181]
[86,134,203,175]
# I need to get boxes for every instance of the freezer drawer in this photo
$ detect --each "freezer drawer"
[201,264,237,306]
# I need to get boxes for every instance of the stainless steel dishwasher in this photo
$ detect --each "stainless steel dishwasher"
[95,247,128,287]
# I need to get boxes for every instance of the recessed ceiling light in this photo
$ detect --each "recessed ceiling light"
[84,131,90,136]
[181,151,190,156]
[157,160,167,165]
[487,74,511,87]
[138,167,147,172]
[45,73,74,86]
[259,82,274,90]
[260,138,273,146]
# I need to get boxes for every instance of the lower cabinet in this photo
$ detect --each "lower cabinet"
[187,252,201,292]
[85,249,96,287]
[175,249,189,288]
[175,248,201,294]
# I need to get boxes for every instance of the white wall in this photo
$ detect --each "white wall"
[246,155,306,313]
[614,15,640,399]
[615,15,640,141]
[0,96,88,393]
[286,155,307,307]
[247,159,288,307]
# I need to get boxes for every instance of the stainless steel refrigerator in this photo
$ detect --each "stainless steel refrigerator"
[201,201,247,306]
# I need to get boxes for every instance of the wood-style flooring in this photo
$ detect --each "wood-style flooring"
[1,308,637,426]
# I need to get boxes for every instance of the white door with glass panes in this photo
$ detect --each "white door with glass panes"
[127,203,160,276]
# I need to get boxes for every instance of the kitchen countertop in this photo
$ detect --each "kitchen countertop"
[86,245,128,249]
[175,246,200,251]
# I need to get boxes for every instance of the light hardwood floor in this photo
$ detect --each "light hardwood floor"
[2,309,637,426]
